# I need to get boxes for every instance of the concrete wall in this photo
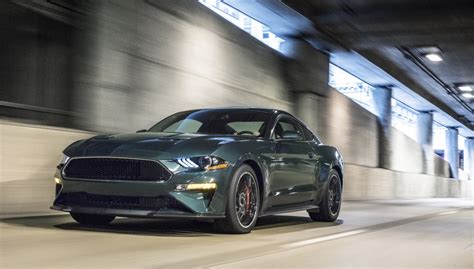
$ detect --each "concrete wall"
[296,89,379,168]
[0,1,78,127]
[74,0,292,132]
[388,128,424,174]
[344,164,472,200]
[295,87,449,176]
[434,155,451,178]
[322,89,380,167]
[0,121,93,217]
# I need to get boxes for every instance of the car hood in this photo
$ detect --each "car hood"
[64,132,252,160]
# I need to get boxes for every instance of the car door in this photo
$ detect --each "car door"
[268,115,318,207]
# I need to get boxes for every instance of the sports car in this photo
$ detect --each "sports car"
[51,108,344,233]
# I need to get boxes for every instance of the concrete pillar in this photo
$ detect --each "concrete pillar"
[464,138,474,180]
[281,37,330,137]
[445,128,459,178]
[372,86,392,169]
[294,93,324,134]
[73,1,136,132]
[280,38,330,97]
[416,112,434,175]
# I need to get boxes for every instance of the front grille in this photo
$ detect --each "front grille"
[63,158,172,181]
[56,192,189,211]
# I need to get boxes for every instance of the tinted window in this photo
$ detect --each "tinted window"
[149,109,271,137]
[273,117,303,140]
[162,119,202,133]
[302,126,316,141]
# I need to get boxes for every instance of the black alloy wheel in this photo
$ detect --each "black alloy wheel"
[235,171,259,228]
[308,169,342,222]
[328,174,341,216]
[214,164,260,234]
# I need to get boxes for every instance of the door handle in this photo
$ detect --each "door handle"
[308,152,315,159]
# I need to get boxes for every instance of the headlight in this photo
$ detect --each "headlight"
[176,156,228,170]
[59,154,70,165]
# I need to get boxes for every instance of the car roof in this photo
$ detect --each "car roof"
[182,107,289,115]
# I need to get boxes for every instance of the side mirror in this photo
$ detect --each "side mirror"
[281,130,302,140]
[136,129,147,133]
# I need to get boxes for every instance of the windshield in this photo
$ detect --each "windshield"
[148,109,271,137]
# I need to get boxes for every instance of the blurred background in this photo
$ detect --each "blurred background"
[1,1,473,268]
[0,0,473,217]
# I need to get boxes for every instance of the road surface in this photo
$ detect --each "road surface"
[1,199,472,268]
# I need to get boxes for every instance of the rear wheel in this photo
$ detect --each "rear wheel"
[308,169,342,222]
[70,212,115,225]
[214,164,260,234]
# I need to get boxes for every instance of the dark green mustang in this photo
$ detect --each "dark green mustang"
[52,108,343,233]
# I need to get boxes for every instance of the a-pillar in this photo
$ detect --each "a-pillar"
[445,127,459,179]
[464,138,474,180]
[417,111,434,174]
[372,86,392,169]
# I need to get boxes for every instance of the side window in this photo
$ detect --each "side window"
[302,126,316,141]
[272,117,303,140]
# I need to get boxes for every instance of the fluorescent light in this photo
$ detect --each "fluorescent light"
[458,85,473,92]
[462,93,474,99]
[425,53,443,62]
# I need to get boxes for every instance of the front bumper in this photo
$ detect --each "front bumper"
[50,205,224,219]
[52,166,231,219]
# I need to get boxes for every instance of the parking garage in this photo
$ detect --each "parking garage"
[1,0,473,268]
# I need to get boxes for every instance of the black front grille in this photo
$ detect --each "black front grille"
[63,158,172,181]
[56,192,189,211]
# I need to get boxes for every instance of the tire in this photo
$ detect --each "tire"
[308,169,342,222]
[70,212,115,225]
[214,164,260,234]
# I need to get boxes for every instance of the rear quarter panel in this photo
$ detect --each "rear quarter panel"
[312,144,344,204]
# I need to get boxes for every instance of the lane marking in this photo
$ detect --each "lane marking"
[174,209,473,268]
[437,210,459,216]
[284,229,368,248]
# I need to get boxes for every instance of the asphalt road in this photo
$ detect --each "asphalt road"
[1,199,472,268]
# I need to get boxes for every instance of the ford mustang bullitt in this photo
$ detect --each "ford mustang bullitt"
[51,108,343,233]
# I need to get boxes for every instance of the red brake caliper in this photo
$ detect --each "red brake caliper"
[245,181,251,213]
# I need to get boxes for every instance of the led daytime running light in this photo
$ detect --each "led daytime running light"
[175,183,217,191]
[177,158,199,168]
[176,156,228,170]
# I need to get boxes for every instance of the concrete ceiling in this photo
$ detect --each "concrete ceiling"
[225,0,474,137]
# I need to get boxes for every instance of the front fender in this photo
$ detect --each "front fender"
[212,140,273,214]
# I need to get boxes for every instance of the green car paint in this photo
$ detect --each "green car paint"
[51,108,343,220]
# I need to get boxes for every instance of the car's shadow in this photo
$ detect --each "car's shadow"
[1,214,343,237]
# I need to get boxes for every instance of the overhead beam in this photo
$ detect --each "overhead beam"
[356,49,474,132]
[224,0,347,51]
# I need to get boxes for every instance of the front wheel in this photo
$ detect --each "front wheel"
[308,169,342,222]
[70,212,115,225]
[214,164,260,234]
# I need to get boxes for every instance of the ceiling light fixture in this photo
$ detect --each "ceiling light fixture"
[401,46,473,114]
[461,93,474,99]
[424,53,443,62]
[458,85,473,92]
[415,46,444,62]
